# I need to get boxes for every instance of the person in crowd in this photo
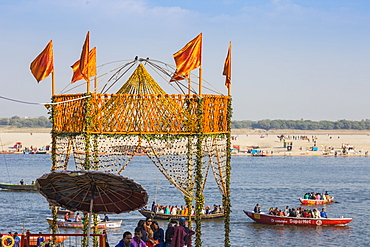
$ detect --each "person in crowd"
[325,191,331,200]
[64,212,71,222]
[36,232,45,246]
[74,212,81,222]
[170,218,195,247]
[131,228,147,247]
[254,204,261,213]
[304,193,310,199]
[268,207,274,215]
[164,220,177,247]
[320,208,328,218]
[151,221,164,247]
[145,217,155,246]
[278,210,284,216]
[115,231,134,247]
[136,220,147,243]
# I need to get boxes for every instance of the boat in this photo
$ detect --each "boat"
[0,183,38,192]
[46,217,122,228]
[1,233,68,245]
[243,210,353,226]
[138,209,224,220]
[299,198,335,204]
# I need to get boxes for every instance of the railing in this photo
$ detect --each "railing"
[13,232,107,247]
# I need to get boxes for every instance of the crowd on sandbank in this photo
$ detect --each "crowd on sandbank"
[148,202,223,215]
[253,204,328,219]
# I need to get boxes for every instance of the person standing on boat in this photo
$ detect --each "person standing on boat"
[115,231,134,247]
[19,179,24,185]
[151,201,157,213]
[103,214,110,222]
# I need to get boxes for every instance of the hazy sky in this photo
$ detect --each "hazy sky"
[1,0,370,121]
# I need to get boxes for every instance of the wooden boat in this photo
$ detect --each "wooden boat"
[46,217,122,228]
[299,198,335,204]
[243,210,353,226]
[0,183,38,192]
[138,209,224,220]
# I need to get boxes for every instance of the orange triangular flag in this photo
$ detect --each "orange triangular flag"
[30,40,54,82]
[223,41,232,89]
[170,33,202,81]
[79,31,90,81]
[71,47,96,83]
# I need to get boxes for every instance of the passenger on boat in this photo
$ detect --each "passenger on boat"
[36,232,44,246]
[304,193,310,199]
[74,213,81,222]
[103,214,110,222]
[170,218,195,247]
[289,208,297,217]
[312,208,321,218]
[278,210,284,216]
[164,220,177,247]
[320,208,328,218]
[254,204,261,213]
[64,212,71,222]
[164,206,170,215]
[325,191,331,200]
[20,179,24,185]
[13,232,20,247]
[115,231,133,247]
[302,209,310,218]
[132,228,147,247]
[151,221,164,247]
[284,206,289,216]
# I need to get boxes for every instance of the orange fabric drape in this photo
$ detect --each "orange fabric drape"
[71,47,96,83]
[30,40,54,82]
[171,33,202,81]
[223,41,232,89]
[79,31,90,81]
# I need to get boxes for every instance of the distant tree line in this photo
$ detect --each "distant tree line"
[0,116,51,128]
[231,119,370,130]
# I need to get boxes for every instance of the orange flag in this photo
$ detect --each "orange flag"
[79,31,90,81]
[223,41,232,89]
[71,47,96,83]
[30,40,54,82]
[171,33,202,81]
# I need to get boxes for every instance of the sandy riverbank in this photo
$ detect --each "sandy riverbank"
[231,129,370,156]
[1,128,370,156]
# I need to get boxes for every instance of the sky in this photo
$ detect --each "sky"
[1,0,370,121]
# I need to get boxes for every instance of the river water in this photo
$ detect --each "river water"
[0,154,369,246]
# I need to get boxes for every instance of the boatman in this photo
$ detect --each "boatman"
[254,204,261,213]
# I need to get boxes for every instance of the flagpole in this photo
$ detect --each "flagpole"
[188,76,191,95]
[52,71,55,96]
[94,76,98,93]
[199,66,203,95]
[228,41,232,96]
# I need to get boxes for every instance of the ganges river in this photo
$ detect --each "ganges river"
[0,154,369,246]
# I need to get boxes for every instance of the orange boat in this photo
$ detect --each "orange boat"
[299,198,335,204]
